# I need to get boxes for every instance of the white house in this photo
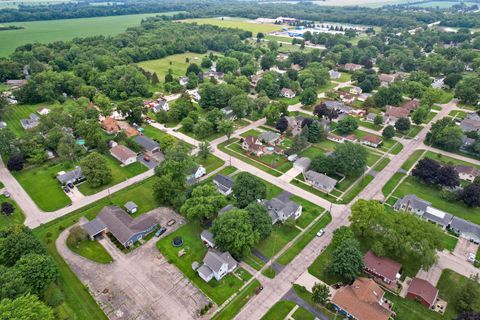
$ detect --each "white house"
[197,250,238,282]
[110,145,137,166]
[304,170,337,193]
[200,230,216,248]
[455,165,480,182]
[281,88,296,98]
[152,100,169,113]
[188,165,206,181]
[329,69,341,80]
[213,174,234,196]
[349,86,363,95]
[179,76,189,86]
[37,107,50,115]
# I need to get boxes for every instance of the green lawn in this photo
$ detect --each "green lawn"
[382,172,406,197]
[337,72,352,83]
[0,13,182,57]
[142,124,187,147]
[373,157,390,172]
[156,222,246,305]
[393,176,480,224]
[437,269,480,319]
[255,224,300,259]
[195,154,225,173]
[182,18,283,34]
[66,234,113,264]
[449,110,468,119]
[243,253,265,271]
[425,151,480,169]
[277,213,332,266]
[293,196,325,229]
[384,292,442,320]
[212,279,261,320]
[338,175,374,204]
[0,195,25,227]
[3,103,46,137]
[261,301,297,320]
[290,179,338,203]
[78,156,148,195]
[293,285,336,320]
[308,242,345,285]
[13,161,72,211]
[359,120,382,131]
[401,149,426,171]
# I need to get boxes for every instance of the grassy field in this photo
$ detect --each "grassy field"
[66,233,113,264]
[212,279,261,320]
[13,161,72,211]
[138,52,213,84]
[77,156,148,195]
[181,17,282,35]
[0,13,184,57]
[3,103,46,137]
[0,195,25,227]
[156,222,246,305]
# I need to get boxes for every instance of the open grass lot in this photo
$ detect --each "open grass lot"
[338,175,374,204]
[0,13,183,57]
[401,149,426,171]
[138,52,212,85]
[382,172,406,196]
[13,161,72,211]
[181,17,282,35]
[0,195,25,227]
[294,196,325,229]
[425,151,480,169]
[308,242,344,285]
[261,301,297,320]
[32,178,161,320]
[156,222,246,305]
[255,223,300,259]
[195,154,225,173]
[212,279,261,320]
[277,213,332,265]
[384,292,442,320]
[392,175,480,224]
[142,124,189,147]
[3,103,45,137]
[78,155,148,195]
[437,269,480,319]
[66,234,113,264]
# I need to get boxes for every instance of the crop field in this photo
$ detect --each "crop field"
[0,12,183,57]
[181,17,283,35]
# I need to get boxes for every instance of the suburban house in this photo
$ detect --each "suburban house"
[365,113,388,125]
[358,93,372,102]
[152,100,169,113]
[364,251,401,286]
[260,192,302,224]
[242,136,264,156]
[110,145,137,166]
[331,278,394,320]
[455,165,480,182]
[20,113,40,130]
[285,116,303,136]
[327,132,346,143]
[281,88,296,98]
[343,134,357,143]
[134,135,160,156]
[213,174,234,196]
[219,204,235,215]
[293,157,311,172]
[102,117,121,134]
[325,101,353,114]
[197,250,238,282]
[187,89,201,102]
[343,63,363,72]
[56,166,84,185]
[406,278,439,309]
[4,79,27,88]
[449,217,480,244]
[37,107,50,115]
[350,86,363,95]
[200,229,216,248]
[259,131,281,145]
[304,170,337,193]
[400,99,420,112]
[250,74,263,86]
[124,201,138,214]
[432,78,445,89]
[361,135,383,148]
[340,92,356,104]
[203,71,224,81]
[187,165,207,184]
[83,206,158,247]
[179,76,189,86]
[221,107,236,119]
[385,106,409,124]
[329,69,341,79]
[460,117,480,133]
[393,195,453,229]
[379,74,396,86]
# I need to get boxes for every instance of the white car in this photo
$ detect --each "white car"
[467,253,476,263]
[317,229,325,237]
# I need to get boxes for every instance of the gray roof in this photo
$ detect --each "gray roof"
[201,229,215,246]
[197,264,213,279]
[56,166,83,184]
[203,250,237,273]
[423,207,453,227]
[94,206,158,245]
[213,174,234,192]
[262,193,300,223]
[259,131,280,143]
[460,118,480,132]
[83,218,107,238]
[304,170,337,189]
[393,194,431,213]
[324,101,345,109]
[124,201,137,212]
[219,204,235,215]
[294,157,311,170]
[462,135,476,147]
[450,217,480,239]
[134,135,160,152]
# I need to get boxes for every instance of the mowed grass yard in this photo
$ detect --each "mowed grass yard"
[0,195,25,227]
[3,103,46,137]
[0,12,183,57]
[181,17,283,35]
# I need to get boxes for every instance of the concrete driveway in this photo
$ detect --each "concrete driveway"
[57,208,209,320]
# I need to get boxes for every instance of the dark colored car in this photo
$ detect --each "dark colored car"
[67,182,74,189]
[155,227,167,237]
[63,187,70,193]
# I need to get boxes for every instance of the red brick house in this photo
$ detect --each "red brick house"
[407,278,439,309]
[364,251,401,285]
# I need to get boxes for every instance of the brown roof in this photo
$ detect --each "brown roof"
[332,278,392,320]
[344,134,357,141]
[400,100,420,112]
[124,126,139,137]
[102,117,120,133]
[455,165,480,177]
[345,63,362,70]
[386,106,409,118]
[110,145,137,162]
[364,251,401,280]
[362,135,383,145]
[379,74,395,84]
[407,278,438,307]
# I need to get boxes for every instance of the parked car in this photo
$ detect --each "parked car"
[316,229,325,237]
[155,227,167,237]
[287,154,298,162]
[63,187,70,193]
[3,191,10,198]
[143,155,151,162]
[67,182,74,189]
[468,253,476,263]
[167,219,176,226]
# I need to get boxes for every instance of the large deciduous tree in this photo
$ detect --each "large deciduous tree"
[412,158,441,185]
[245,202,272,240]
[0,294,54,320]
[180,184,227,225]
[333,142,367,177]
[15,253,58,295]
[233,172,267,208]
[336,116,359,135]
[328,237,364,283]
[80,152,112,188]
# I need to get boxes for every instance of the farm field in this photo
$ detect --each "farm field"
[181,17,283,34]
[0,12,183,57]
